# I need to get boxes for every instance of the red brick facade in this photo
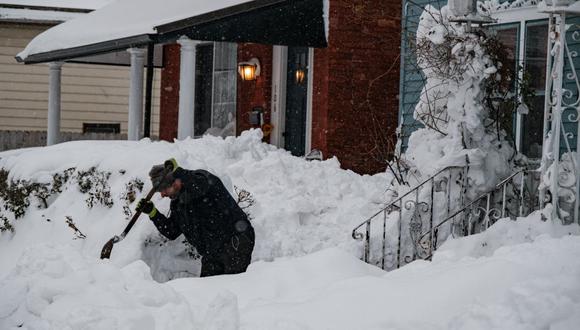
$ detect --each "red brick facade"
[159,44,180,141]
[159,0,401,174]
[311,0,401,174]
[236,44,273,136]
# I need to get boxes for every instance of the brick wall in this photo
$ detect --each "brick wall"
[159,44,180,141]
[236,44,273,140]
[158,0,402,175]
[312,0,401,174]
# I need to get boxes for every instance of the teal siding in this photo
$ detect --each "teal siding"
[399,0,444,150]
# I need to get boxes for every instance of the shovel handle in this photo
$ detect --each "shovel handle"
[119,186,157,238]
[101,167,172,259]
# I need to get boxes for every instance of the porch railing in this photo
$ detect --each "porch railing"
[415,169,542,260]
[352,167,542,270]
[352,166,468,270]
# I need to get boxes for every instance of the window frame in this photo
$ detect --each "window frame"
[193,41,238,137]
[489,7,550,156]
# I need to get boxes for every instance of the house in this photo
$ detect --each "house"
[16,0,402,174]
[0,0,162,150]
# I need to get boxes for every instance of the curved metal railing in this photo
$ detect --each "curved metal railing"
[352,166,542,270]
[415,168,542,260]
[352,166,468,270]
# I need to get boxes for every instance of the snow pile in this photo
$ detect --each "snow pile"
[434,208,580,261]
[0,245,195,329]
[0,129,390,280]
[1,214,579,329]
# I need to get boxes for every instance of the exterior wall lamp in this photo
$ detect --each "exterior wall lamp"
[295,68,306,84]
[238,58,261,81]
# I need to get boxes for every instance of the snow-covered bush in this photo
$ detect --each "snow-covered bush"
[405,5,515,196]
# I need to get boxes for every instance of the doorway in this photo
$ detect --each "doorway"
[271,46,313,156]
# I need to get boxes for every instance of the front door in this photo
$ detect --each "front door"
[284,46,309,156]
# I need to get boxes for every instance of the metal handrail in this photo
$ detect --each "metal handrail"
[421,169,539,238]
[417,168,541,256]
[351,165,464,239]
[351,165,467,269]
[352,165,542,270]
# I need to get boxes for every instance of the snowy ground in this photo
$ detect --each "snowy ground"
[1,131,579,329]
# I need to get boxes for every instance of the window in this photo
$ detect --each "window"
[489,16,549,160]
[194,42,237,137]
[493,24,519,138]
[83,123,120,134]
[522,21,549,159]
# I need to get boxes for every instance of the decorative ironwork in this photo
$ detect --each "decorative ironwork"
[352,166,542,271]
[417,169,541,259]
[352,166,467,270]
[539,4,580,224]
[478,0,539,15]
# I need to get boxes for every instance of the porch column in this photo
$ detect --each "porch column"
[47,62,63,146]
[127,48,146,141]
[177,37,198,139]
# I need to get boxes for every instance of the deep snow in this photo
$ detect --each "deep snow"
[0,131,579,329]
[0,130,391,280]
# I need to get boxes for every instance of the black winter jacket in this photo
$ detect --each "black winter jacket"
[151,168,252,257]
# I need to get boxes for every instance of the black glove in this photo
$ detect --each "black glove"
[136,199,157,217]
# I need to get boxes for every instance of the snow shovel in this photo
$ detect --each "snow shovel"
[100,167,171,259]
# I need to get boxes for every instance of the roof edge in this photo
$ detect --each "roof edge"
[0,4,92,13]
[17,34,155,64]
[155,0,286,34]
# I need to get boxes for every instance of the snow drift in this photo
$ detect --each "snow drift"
[0,129,390,281]
[1,208,579,329]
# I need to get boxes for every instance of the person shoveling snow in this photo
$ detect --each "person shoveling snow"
[136,159,255,277]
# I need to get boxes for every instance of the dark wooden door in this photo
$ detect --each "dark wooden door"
[284,46,309,156]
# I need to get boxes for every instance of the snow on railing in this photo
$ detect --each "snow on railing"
[416,168,542,260]
[352,166,468,270]
[352,167,542,270]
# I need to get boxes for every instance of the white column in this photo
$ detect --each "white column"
[127,48,146,141]
[47,62,63,146]
[177,37,198,140]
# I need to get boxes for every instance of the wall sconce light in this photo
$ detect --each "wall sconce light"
[238,58,261,81]
[295,68,306,84]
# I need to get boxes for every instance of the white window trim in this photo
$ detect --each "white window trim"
[305,47,314,154]
[271,45,287,148]
[270,46,314,154]
[193,41,237,136]
[210,42,217,129]
[490,6,549,153]
[490,6,548,25]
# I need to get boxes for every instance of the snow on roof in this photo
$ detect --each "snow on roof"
[0,0,113,10]
[17,0,253,61]
[0,7,86,22]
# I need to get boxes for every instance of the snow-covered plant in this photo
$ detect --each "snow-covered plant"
[76,167,114,209]
[51,167,75,194]
[405,5,515,196]
[120,178,144,220]
[0,167,121,233]
[235,186,255,211]
[65,215,86,239]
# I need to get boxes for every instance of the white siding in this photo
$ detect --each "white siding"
[0,23,160,136]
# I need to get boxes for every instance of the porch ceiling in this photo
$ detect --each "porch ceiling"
[156,0,327,48]
[16,0,327,65]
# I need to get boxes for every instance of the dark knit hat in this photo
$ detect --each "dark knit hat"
[149,164,174,191]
